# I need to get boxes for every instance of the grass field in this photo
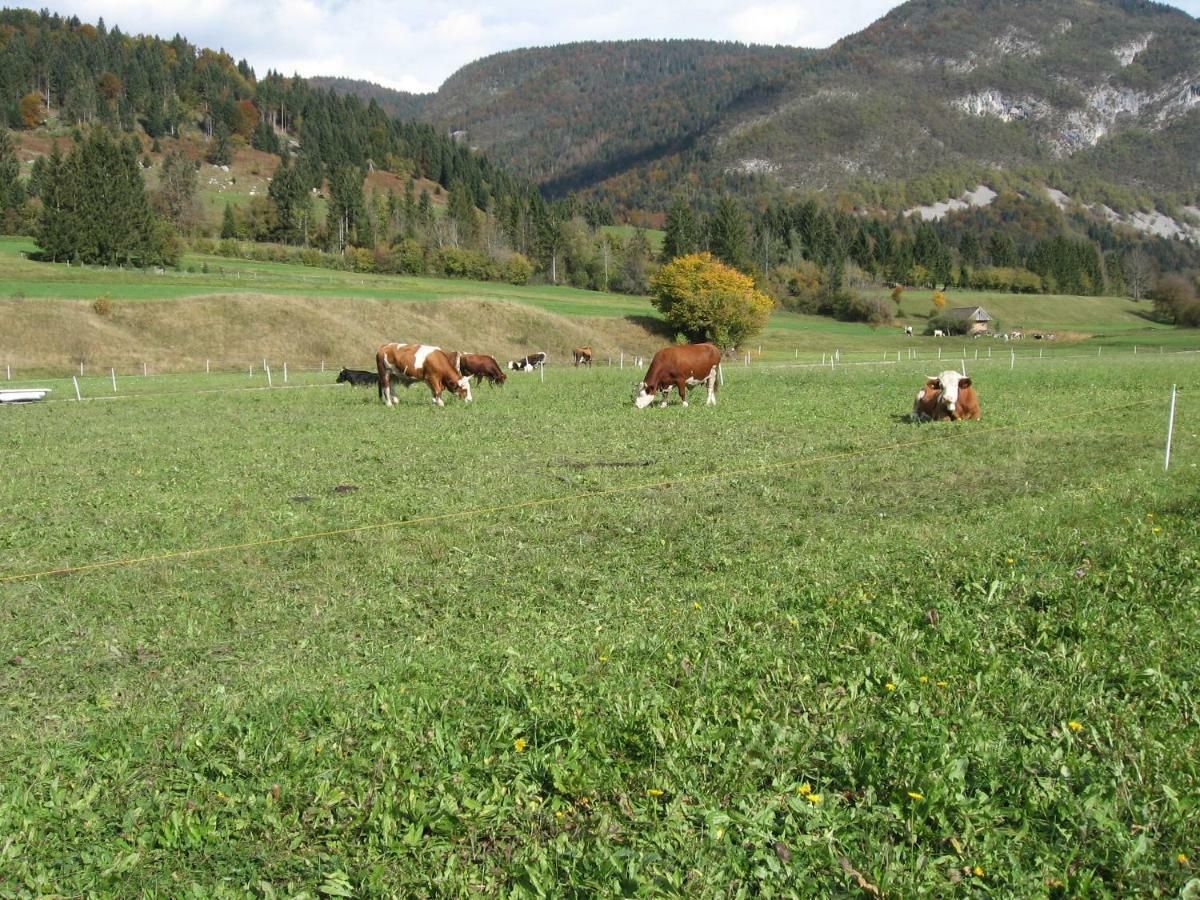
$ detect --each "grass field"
[2,354,1198,895]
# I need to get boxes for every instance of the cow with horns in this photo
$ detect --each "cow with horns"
[911,370,980,421]
[376,342,472,407]
[455,353,507,387]
[573,346,593,366]
[509,352,547,372]
[633,343,722,408]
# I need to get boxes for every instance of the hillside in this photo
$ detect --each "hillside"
[317,0,1199,222]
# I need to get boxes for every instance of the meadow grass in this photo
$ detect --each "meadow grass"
[2,355,1198,895]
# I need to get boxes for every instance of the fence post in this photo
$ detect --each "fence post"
[620,352,624,370]
[206,359,210,374]
[266,366,273,388]
[1165,385,1178,471]
[1011,350,1015,370]
[80,361,84,376]
[111,368,117,393]
[5,365,9,380]
[284,362,288,383]
[143,362,148,377]
[72,376,81,401]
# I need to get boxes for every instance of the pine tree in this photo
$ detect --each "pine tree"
[221,202,237,239]
[707,195,752,273]
[0,129,27,232]
[662,196,700,262]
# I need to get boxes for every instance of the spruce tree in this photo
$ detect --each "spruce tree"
[707,195,752,273]
[0,128,26,232]
[661,197,700,262]
[221,202,237,239]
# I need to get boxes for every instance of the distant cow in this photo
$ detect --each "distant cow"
[509,351,547,372]
[932,329,946,338]
[904,326,913,336]
[336,368,378,387]
[376,342,472,407]
[573,346,593,366]
[634,343,722,409]
[911,370,980,422]
[456,352,507,387]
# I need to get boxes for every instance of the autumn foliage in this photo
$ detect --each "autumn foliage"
[650,252,774,349]
[18,92,44,128]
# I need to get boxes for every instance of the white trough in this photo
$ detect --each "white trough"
[0,388,52,403]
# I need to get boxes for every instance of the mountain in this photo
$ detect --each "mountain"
[315,40,806,201]
[319,0,1200,220]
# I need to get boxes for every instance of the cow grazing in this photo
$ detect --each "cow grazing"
[573,346,593,366]
[336,368,378,387]
[932,329,946,337]
[911,370,980,421]
[904,326,913,336]
[456,353,507,387]
[376,342,472,407]
[634,343,722,409]
[509,351,547,372]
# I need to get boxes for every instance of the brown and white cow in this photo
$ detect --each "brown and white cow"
[376,343,472,407]
[633,343,722,409]
[911,370,980,421]
[509,351,547,372]
[573,346,593,367]
[456,352,507,387]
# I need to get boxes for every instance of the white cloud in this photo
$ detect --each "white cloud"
[32,1,1200,95]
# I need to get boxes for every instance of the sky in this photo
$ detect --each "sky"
[28,0,1200,95]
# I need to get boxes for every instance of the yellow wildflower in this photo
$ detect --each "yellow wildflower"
[514,738,527,752]
[1153,527,1162,533]
[1178,853,1188,865]
[555,811,564,819]
[919,675,929,683]
[647,788,664,797]
[715,828,725,839]
[806,793,822,805]
[886,682,896,691]
[973,866,985,877]
[693,602,701,610]
[937,681,948,688]
[798,783,812,795]
[1006,558,1014,564]
[907,791,924,801]
[1068,721,1083,732]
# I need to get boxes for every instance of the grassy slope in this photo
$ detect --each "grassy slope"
[1,357,1197,894]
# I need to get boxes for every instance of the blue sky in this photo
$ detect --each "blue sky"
[31,0,1200,94]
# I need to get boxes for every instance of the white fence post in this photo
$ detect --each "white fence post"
[266,366,273,388]
[1011,350,1015,370]
[284,362,288,383]
[111,368,117,392]
[206,359,210,374]
[620,351,624,370]
[1165,384,1178,471]
[5,365,9,380]
[72,376,81,401]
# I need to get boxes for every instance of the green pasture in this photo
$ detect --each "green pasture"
[2,355,1198,895]
[1,237,1195,356]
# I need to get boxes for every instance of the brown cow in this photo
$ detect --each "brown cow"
[456,353,507,387]
[634,343,722,408]
[911,370,980,421]
[573,346,593,367]
[376,343,472,407]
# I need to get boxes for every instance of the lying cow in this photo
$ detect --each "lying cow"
[509,351,547,372]
[376,342,472,407]
[456,352,507,387]
[573,346,593,366]
[634,342,722,409]
[336,367,378,387]
[911,370,980,421]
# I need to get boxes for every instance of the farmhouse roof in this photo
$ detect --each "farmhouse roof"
[946,306,992,322]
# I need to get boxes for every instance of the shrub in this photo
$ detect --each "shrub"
[650,252,774,348]
[93,295,112,317]
[504,253,533,285]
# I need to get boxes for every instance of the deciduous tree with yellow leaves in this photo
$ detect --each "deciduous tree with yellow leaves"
[649,252,774,349]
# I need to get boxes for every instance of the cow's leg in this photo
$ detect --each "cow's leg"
[380,371,393,407]
[706,368,717,405]
[677,380,688,407]
[428,376,444,407]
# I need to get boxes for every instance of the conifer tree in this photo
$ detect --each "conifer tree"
[662,196,701,262]
[706,195,752,273]
[221,202,237,239]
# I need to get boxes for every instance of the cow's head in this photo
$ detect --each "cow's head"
[336,368,350,384]
[633,381,656,409]
[493,370,508,386]
[932,370,967,416]
[454,376,473,403]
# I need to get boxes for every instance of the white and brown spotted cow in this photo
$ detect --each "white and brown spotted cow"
[633,343,722,409]
[376,343,472,407]
[911,370,980,421]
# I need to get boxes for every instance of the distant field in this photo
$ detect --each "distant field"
[3,236,1197,374]
[2,356,1197,894]
[599,225,666,253]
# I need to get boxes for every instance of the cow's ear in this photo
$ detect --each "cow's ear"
[959,377,972,388]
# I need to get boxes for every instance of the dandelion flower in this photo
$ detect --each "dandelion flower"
[1006,558,1014,564]
[886,682,896,691]
[806,793,822,805]
[693,602,701,610]
[973,866,985,877]
[1068,721,1083,732]
[1153,527,1162,533]
[514,738,527,752]
[647,788,664,797]
[1177,853,1188,865]
[798,783,812,795]
[907,791,924,800]
[919,675,929,683]
[715,828,725,839]
[937,681,948,688]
